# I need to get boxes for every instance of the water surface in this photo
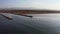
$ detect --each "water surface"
[0,13,60,34]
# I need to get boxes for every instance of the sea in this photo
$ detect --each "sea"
[0,13,60,34]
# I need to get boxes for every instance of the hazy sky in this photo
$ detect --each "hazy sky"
[0,0,60,10]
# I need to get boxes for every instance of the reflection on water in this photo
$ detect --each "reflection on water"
[0,13,60,34]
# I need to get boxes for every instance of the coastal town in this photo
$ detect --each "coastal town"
[0,10,60,15]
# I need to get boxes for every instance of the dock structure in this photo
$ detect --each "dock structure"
[0,10,60,20]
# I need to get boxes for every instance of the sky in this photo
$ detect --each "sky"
[0,0,60,10]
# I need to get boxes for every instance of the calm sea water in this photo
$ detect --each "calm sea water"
[0,13,60,34]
